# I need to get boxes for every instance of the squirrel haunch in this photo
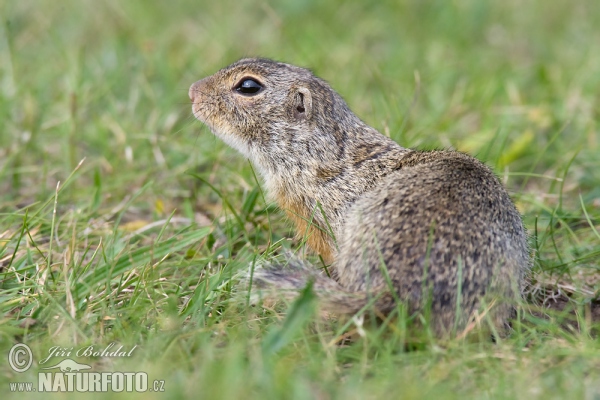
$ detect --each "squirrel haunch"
[189,58,530,336]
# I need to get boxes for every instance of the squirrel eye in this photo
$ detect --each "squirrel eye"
[235,78,263,95]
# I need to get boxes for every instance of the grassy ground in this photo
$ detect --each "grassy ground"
[1,0,600,398]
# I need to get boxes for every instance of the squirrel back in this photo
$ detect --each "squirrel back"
[189,58,530,337]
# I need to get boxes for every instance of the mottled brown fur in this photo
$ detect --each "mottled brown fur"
[189,58,531,337]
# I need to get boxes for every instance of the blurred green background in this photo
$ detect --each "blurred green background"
[1,1,600,399]
[2,0,599,209]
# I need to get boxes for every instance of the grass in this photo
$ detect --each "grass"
[1,0,600,398]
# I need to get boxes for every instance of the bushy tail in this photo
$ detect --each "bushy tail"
[246,258,395,316]
[244,258,512,338]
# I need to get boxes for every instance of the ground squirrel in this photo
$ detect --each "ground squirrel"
[189,58,530,336]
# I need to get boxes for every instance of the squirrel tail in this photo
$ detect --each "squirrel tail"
[246,258,395,316]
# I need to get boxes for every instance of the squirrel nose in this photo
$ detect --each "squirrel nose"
[188,82,197,102]
[189,79,207,102]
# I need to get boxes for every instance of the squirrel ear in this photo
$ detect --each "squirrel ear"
[293,87,312,120]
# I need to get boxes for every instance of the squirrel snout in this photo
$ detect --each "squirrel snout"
[189,81,198,102]
[189,79,206,102]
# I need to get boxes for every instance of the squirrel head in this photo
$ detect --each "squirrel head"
[189,58,363,173]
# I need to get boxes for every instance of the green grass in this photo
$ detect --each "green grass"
[1,0,600,398]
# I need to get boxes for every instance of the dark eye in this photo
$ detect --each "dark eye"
[235,78,263,95]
